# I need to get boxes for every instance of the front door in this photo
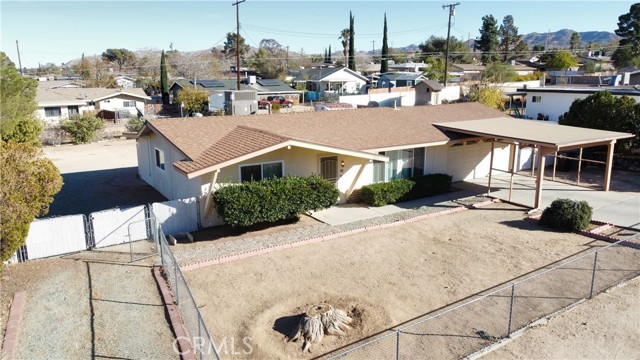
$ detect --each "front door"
[319,156,338,183]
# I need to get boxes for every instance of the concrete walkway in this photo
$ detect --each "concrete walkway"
[310,187,483,225]
[460,172,640,229]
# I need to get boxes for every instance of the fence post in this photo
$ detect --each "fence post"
[589,251,599,299]
[396,330,400,360]
[507,283,516,336]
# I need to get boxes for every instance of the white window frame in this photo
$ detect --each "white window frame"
[155,148,165,171]
[532,96,542,103]
[238,160,284,182]
[123,100,137,107]
[44,107,62,117]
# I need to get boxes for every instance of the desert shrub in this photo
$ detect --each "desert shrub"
[126,117,144,132]
[360,179,415,207]
[539,198,593,232]
[271,103,281,112]
[213,175,339,228]
[60,114,105,144]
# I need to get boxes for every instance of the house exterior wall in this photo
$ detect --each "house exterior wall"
[525,90,640,122]
[96,94,146,114]
[339,90,416,107]
[36,104,94,123]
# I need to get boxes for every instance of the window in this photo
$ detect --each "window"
[155,149,165,170]
[44,107,61,117]
[239,161,283,182]
[68,106,79,117]
[381,148,425,181]
[532,96,542,103]
[123,100,136,107]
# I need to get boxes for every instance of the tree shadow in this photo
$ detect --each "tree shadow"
[273,313,304,337]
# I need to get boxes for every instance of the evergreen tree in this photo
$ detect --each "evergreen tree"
[570,32,582,51]
[348,11,356,71]
[499,15,524,61]
[160,50,169,105]
[381,13,389,73]
[612,3,640,68]
[328,44,332,64]
[476,15,500,64]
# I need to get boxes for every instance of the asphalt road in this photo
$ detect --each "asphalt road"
[43,140,166,217]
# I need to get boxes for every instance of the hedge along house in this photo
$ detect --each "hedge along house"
[135,102,633,225]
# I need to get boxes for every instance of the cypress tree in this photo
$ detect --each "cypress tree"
[348,11,356,71]
[328,44,332,64]
[160,50,169,105]
[381,13,389,73]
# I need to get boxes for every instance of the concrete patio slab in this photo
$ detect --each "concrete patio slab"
[310,187,482,225]
[460,171,640,229]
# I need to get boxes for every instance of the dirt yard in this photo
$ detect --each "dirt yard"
[184,203,623,359]
[1,244,176,359]
[483,276,640,359]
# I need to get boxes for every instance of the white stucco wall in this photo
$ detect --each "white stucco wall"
[525,91,640,122]
[339,91,416,107]
[36,104,94,123]
[96,94,146,114]
[440,86,461,102]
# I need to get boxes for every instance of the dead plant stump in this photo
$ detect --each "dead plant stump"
[288,303,352,352]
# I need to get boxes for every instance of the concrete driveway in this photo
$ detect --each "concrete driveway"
[459,171,640,229]
[44,140,166,217]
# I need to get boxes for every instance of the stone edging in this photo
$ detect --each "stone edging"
[525,216,639,247]
[0,291,26,360]
[181,199,499,272]
[152,266,195,360]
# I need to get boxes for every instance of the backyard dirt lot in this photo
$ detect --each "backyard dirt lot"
[184,203,637,359]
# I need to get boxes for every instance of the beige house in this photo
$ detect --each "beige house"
[136,102,632,224]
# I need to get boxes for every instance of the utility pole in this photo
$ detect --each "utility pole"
[286,45,289,69]
[232,0,246,91]
[372,40,375,60]
[16,40,23,75]
[442,2,460,87]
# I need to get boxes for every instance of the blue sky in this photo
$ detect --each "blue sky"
[1,1,635,68]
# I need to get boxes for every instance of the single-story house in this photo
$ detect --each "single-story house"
[389,62,428,73]
[115,75,137,88]
[136,102,632,223]
[519,85,640,122]
[378,72,428,89]
[293,66,368,101]
[36,87,150,123]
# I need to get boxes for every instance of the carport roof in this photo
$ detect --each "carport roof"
[434,118,634,150]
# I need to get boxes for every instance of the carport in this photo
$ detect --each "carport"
[435,118,634,209]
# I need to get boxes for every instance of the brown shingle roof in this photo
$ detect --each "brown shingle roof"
[144,102,504,175]
[174,126,290,174]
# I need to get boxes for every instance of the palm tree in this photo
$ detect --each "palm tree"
[339,28,350,65]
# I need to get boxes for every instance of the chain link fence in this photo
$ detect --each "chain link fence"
[158,225,221,360]
[327,236,640,359]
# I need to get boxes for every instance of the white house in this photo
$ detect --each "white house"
[293,66,368,101]
[35,87,150,123]
[520,85,640,122]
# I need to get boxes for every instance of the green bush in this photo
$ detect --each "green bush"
[403,173,452,201]
[126,117,144,132]
[360,174,452,207]
[360,179,415,207]
[539,198,593,232]
[213,175,339,228]
[60,114,105,144]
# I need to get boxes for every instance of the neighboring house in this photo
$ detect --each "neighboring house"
[115,75,137,88]
[389,62,428,73]
[415,80,445,105]
[519,85,640,122]
[630,70,640,85]
[35,87,150,123]
[510,61,537,75]
[378,72,428,89]
[136,101,631,220]
[578,52,615,72]
[37,80,84,89]
[359,63,382,76]
[293,66,368,101]
[451,64,486,80]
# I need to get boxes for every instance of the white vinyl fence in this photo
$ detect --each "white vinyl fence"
[152,197,200,235]
[90,205,148,248]
[25,215,88,259]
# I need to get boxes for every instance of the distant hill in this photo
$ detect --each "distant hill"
[522,29,619,48]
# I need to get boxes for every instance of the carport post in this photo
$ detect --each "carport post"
[577,148,583,185]
[487,141,495,195]
[508,144,516,202]
[534,148,549,209]
[203,169,220,216]
[552,151,557,181]
[603,141,616,191]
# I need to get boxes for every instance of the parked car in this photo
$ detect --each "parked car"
[258,96,293,109]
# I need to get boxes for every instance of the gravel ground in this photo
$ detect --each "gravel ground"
[172,195,491,266]
[1,243,177,359]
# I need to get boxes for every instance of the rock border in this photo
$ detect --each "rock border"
[0,291,26,360]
